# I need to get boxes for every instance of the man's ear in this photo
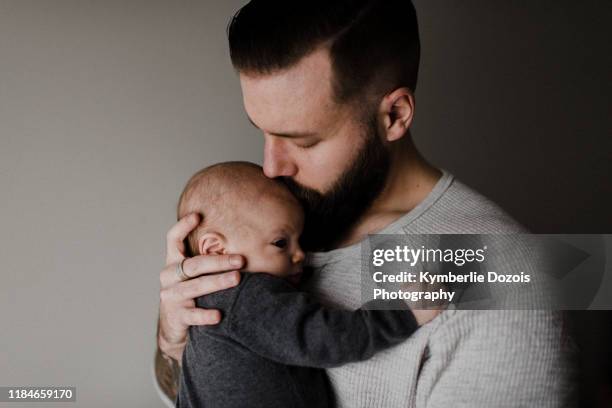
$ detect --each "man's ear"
[379,87,415,142]
[198,232,227,256]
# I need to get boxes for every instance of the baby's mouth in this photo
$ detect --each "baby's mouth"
[287,273,302,285]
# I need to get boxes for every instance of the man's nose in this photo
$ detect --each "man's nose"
[263,136,297,178]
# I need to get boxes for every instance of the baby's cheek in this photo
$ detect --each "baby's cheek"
[255,253,283,276]
[275,255,294,277]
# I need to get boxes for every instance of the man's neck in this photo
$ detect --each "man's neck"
[336,136,442,248]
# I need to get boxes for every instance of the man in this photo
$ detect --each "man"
[155,1,574,406]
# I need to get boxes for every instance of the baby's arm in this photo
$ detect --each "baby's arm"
[224,273,434,368]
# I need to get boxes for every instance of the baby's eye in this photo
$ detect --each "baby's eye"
[272,238,288,249]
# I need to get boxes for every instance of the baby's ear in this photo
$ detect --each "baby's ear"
[198,232,227,256]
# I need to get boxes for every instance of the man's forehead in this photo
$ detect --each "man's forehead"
[239,47,338,133]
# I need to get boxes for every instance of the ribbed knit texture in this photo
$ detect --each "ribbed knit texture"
[303,170,575,408]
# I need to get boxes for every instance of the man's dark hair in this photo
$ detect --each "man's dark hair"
[227,0,420,104]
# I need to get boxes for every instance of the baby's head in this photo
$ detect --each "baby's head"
[177,162,305,283]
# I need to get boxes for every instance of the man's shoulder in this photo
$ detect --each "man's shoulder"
[403,175,528,234]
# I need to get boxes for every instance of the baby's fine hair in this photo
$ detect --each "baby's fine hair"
[177,161,296,257]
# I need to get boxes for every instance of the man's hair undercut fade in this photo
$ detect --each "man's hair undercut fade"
[227,0,421,104]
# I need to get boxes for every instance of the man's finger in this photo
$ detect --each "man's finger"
[182,254,244,278]
[412,308,444,326]
[159,255,244,288]
[165,213,201,265]
[173,271,241,300]
[181,307,222,326]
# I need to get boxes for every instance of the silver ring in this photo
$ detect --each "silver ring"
[176,258,190,281]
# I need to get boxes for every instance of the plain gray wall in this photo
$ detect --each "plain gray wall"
[0,1,609,407]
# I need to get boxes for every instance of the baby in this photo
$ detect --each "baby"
[175,161,438,408]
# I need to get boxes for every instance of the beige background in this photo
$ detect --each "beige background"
[0,1,609,407]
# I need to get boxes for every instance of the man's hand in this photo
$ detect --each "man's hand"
[400,280,447,326]
[411,307,444,326]
[156,213,244,399]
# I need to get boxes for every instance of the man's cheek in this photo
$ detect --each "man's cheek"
[303,157,339,191]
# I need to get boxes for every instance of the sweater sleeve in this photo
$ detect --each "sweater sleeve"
[225,273,419,368]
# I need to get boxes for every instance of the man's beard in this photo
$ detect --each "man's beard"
[282,117,391,251]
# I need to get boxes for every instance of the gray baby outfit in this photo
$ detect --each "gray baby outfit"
[176,272,418,408]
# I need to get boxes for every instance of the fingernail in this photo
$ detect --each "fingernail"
[211,311,221,324]
[226,272,239,285]
[230,255,243,267]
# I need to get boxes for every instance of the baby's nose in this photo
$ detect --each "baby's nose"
[292,248,305,264]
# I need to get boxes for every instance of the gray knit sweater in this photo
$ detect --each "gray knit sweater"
[302,170,575,407]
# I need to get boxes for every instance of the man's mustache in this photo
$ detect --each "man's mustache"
[280,177,323,201]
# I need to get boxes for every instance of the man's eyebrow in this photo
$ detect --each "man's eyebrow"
[246,115,316,139]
